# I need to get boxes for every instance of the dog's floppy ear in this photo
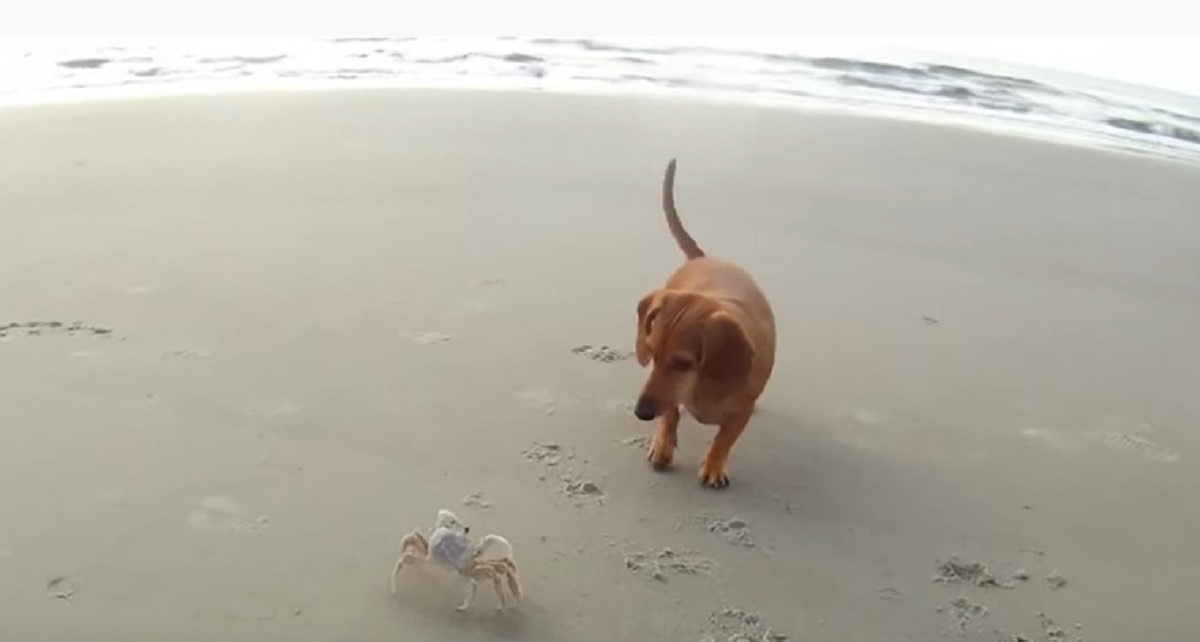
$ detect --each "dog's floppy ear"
[700,311,755,392]
[635,290,665,367]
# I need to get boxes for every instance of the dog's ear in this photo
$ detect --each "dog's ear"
[699,311,755,392]
[635,290,665,367]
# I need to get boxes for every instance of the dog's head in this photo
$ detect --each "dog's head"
[632,289,755,420]
[434,509,470,534]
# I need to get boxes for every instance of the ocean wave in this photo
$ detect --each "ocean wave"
[3,37,1199,161]
[1106,118,1200,144]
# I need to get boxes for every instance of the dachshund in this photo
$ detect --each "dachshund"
[633,159,776,489]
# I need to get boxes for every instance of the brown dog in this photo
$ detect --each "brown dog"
[633,159,776,489]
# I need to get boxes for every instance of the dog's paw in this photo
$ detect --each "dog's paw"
[697,459,730,489]
[647,435,675,470]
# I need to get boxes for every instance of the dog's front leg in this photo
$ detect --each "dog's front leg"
[457,578,479,611]
[647,406,680,469]
[698,413,749,489]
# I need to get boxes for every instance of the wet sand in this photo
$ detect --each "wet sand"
[1,89,1198,642]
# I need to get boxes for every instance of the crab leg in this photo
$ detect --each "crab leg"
[389,530,428,595]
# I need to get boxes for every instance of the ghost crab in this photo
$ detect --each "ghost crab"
[389,509,522,612]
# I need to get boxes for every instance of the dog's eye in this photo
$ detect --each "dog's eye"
[670,356,694,371]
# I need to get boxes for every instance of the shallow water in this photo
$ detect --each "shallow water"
[3,36,1200,162]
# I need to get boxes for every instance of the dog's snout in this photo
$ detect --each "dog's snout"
[633,398,659,421]
[463,526,470,534]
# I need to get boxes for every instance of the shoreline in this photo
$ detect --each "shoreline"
[6,36,1199,165]
[4,80,1199,168]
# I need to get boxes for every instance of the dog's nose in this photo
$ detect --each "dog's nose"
[633,398,659,421]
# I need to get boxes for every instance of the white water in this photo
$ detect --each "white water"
[3,37,1199,161]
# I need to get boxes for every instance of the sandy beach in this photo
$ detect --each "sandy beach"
[1,89,1198,642]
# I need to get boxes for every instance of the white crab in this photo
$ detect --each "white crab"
[389,509,522,611]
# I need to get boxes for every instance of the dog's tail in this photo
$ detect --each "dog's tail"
[662,158,704,260]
